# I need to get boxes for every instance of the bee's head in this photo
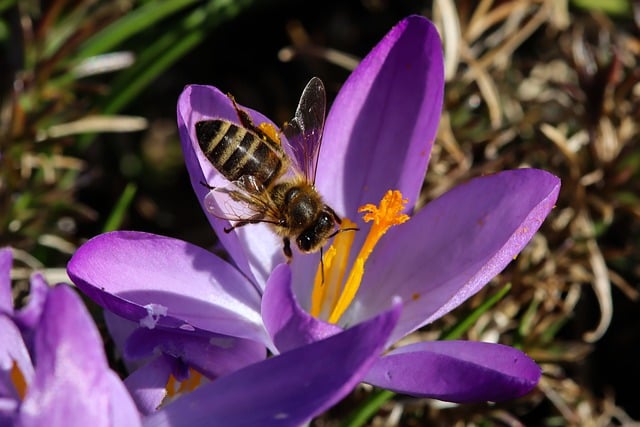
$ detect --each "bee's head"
[296,208,338,253]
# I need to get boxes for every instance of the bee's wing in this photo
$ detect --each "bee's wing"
[282,77,326,184]
[203,175,281,225]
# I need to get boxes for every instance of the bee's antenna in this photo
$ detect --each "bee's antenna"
[328,226,359,239]
[320,226,359,284]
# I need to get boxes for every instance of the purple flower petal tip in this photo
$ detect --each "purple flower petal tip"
[366,340,541,403]
[319,15,445,215]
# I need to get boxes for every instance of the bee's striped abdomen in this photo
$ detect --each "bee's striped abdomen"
[195,120,287,187]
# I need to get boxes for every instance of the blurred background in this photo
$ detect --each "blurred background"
[1,0,639,425]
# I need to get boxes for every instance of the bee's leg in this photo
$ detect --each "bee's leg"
[223,214,264,233]
[282,237,293,260]
[228,93,261,133]
[227,93,277,143]
[224,221,248,233]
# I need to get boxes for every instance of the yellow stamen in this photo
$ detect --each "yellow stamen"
[310,190,410,324]
[165,368,204,399]
[310,220,356,319]
[10,360,27,400]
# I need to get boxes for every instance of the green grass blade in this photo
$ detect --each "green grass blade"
[100,11,207,115]
[76,0,256,147]
[340,389,396,427]
[102,182,137,232]
[78,0,199,59]
[570,0,632,16]
[441,282,512,340]
[100,0,256,115]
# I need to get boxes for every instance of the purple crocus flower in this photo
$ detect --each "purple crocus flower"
[68,14,561,407]
[0,248,141,426]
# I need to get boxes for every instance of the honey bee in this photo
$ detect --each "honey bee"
[195,77,349,258]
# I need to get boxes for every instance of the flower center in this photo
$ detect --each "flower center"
[310,190,410,323]
[165,368,204,399]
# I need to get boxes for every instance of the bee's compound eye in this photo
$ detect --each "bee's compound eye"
[296,211,337,253]
[317,212,334,230]
[297,234,314,252]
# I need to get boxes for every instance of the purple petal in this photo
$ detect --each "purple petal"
[18,285,140,426]
[262,264,342,353]
[13,273,49,333]
[0,315,33,400]
[318,15,444,217]
[365,340,541,402]
[0,400,18,425]
[344,169,560,342]
[67,231,268,344]
[124,357,172,415]
[124,327,265,379]
[144,303,401,427]
[177,85,284,287]
[0,248,12,315]
[104,372,143,427]
[103,311,138,365]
